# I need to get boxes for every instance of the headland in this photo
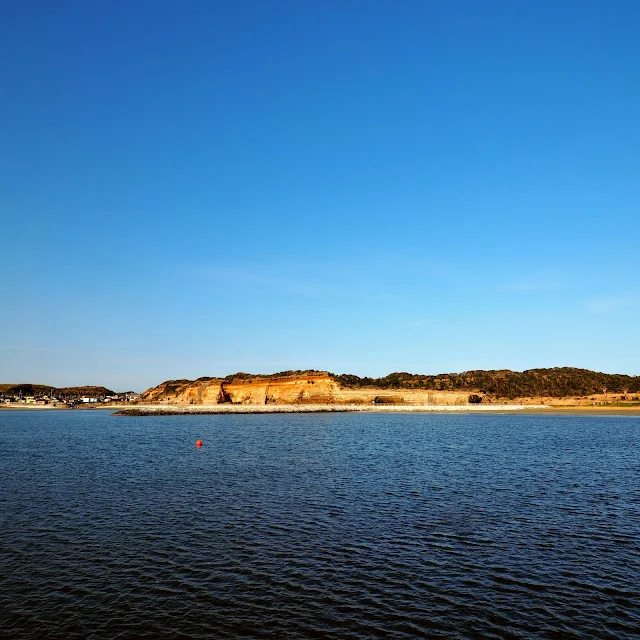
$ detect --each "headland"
[117,368,640,415]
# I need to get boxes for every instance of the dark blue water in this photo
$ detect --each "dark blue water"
[1,410,640,639]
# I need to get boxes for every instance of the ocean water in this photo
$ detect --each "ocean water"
[1,410,639,639]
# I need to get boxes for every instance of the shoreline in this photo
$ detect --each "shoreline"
[114,403,548,416]
[2,404,638,416]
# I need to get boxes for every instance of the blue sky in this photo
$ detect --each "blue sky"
[1,0,639,390]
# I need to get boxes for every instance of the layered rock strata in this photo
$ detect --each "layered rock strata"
[141,373,473,406]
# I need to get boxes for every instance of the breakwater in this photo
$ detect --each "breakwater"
[114,403,547,416]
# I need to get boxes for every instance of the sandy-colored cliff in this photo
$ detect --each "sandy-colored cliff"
[141,373,473,406]
[139,369,640,408]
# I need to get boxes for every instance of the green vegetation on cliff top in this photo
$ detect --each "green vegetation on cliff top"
[153,368,640,400]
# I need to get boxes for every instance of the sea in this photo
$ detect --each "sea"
[1,410,639,639]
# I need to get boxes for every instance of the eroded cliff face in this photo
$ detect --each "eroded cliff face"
[141,373,473,406]
[141,378,227,405]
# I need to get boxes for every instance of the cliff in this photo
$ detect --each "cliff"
[141,372,472,406]
[140,368,640,407]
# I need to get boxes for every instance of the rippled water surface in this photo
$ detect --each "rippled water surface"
[2,410,640,639]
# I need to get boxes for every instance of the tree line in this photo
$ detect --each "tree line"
[0,384,116,398]
[330,368,640,399]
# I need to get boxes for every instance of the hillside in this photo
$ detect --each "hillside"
[0,384,116,398]
[332,367,640,399]
[141,368,640,406]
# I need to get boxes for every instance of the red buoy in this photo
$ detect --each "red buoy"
[195,440,203,447]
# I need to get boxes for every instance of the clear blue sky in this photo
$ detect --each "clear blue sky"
[2,0,639,391]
